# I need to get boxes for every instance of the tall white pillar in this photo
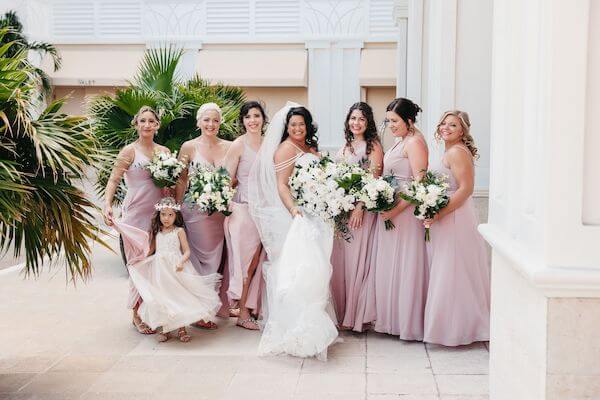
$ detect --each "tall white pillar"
[422,0,457,163]
[306,40,362,151]
[393,0,408,97]
[480,0,600,398]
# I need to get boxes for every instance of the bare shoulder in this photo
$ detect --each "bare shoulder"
[404,135,428,158]
[446,145,473,168]
[226,136,244,156]
[118,144,136,159]
[274,142,297,164]
[180,140,195,152]
[371,140,384,154]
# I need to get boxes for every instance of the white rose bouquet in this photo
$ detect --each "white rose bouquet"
[145,151,185,188]
[326,159,369,197]
[186,166,235,216]
[358,174,398,230]
[398,171,450,241]
[289,159,356,238]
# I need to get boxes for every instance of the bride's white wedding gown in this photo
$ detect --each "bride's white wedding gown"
[257,152,338,359]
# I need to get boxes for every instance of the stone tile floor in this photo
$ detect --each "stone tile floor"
[0,236,489,400]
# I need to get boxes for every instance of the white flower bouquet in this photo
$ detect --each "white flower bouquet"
[185,166,235,216]
[323,158,369,197]
[289,158,356,237]
[398,171,450,241]
[358,174,398,230]
[145,151,185,188]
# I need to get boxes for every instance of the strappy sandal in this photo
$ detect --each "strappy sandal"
[132,319,156,335]
[191,320,218,330]
[229,307,241,318]
[177,328,191,342]
[156,332,169,342]
[236,317,260,331]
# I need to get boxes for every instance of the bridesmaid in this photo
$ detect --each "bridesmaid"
[102,105,169,334]
[423,110,490,346]
[330,102,383,332]
[176,102,232,329]
[223,101,267,330]
[372,98,429,340]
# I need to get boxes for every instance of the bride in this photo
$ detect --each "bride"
[248,102,338,359]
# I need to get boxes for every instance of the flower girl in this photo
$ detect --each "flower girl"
[128,197,222,342]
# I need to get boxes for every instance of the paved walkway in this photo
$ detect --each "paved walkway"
[0,236,489,400]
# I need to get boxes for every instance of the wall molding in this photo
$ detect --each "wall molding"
[479,223,600,298]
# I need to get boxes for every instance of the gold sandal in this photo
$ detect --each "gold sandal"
[132,319,156,335]
[177,328,191,342]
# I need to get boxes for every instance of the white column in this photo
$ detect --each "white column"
[393,0,408,98]
[583,0,600,225]
[480,0,600,398]
[422,0,457,163]
[306,40,362,152]
[405,0,423,105]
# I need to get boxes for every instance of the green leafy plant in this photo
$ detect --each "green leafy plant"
[0,27,107,282]
[89,47,246,204]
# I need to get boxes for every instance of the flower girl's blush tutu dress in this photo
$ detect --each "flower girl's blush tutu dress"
[128,227,222,332]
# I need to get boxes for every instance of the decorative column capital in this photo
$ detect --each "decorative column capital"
[393,0,409,24]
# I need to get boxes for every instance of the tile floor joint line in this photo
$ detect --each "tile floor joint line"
[424,342,441,397]
[364,331,369,400]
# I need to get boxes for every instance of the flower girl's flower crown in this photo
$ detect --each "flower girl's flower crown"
[154,198,181,211]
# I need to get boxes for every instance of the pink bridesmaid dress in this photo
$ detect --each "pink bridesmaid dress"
[372,140,428,340]
[223,137,265,314]
[119,148,164,308]
[181,146,226,277]
[424,150,490,346]
[330,141,377,331]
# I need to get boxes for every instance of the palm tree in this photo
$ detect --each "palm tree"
[0,11,62,96]
[89,46,246,202]
[0,28,107,281]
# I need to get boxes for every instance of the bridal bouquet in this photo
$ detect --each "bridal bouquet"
[398,171,450,241]
[323,158,369,198]
[145,151,185,188]
[186,166,235,216]
[358,175,398,230]
[289,159,356,236]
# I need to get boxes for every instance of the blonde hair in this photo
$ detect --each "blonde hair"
[131,105,160,127]
[196,102,222,121]
[435,110,479,159]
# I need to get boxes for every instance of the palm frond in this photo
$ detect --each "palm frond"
[0,28,106,282]
[4,177,109,281]
[28,41,62,71]
[133,46,183,94]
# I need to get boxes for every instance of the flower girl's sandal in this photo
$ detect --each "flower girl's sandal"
[156,332,169,343]
[132,319,156,335]
[236,317,260,331]
[177,328,191,342]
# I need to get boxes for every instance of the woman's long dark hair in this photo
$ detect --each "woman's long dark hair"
[343,102,380,156]
[238,100,268,134]
[281,106,319,150]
